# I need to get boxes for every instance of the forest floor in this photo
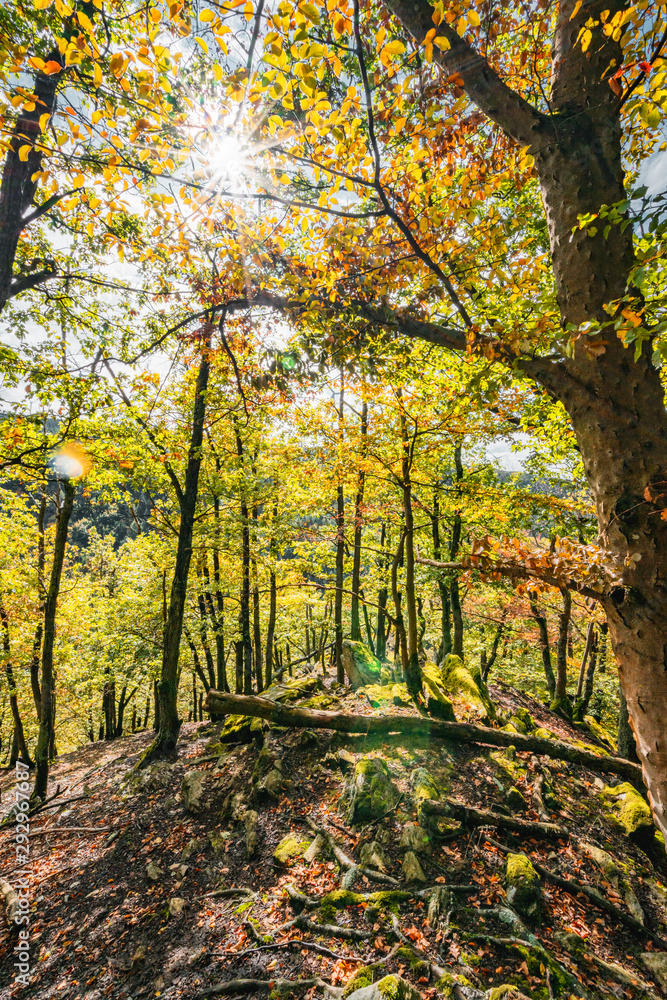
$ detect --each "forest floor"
[0,678,666,1000]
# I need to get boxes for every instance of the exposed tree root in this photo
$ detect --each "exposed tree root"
[303,815,401,887]
[464,933,587,999]
[206,690,642,780]
[481,836,667,949]
[233,937,366,962]
[421,799,568,839]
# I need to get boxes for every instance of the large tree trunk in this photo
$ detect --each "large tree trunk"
[139,328,211,766]
[375,523,388,661]
[350,401,368,642]
[431,491,452,665]
[265,502,278,687]
[32,479,75,803]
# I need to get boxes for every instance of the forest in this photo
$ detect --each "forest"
[0,0,667,998]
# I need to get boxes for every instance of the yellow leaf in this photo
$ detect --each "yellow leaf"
[72,173,85,188]
[199,8,215,21]
[29,57,46,71]
[150,8,161,22]
[43,60,63,75]
[195,37,209,53]
[212,62,223,81]
[18,144,31,162]
[467,10,480,27]
[39,113,50,131]
[383,40,405,55]
[298,2,320,25]
[34,0,53,8]
[434,36,450,51]
[93,62,102,86]
[77,10,94,32]
[92,110,103,124]
[271,72,288,98]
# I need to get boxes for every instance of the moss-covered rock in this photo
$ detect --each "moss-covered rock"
[398,822,431,855]
[273,834,310,865]
[359,684,394,707]
[421,662,456,721]
[360,840,390,872]
[345,973,423,999]
[600,782,654,843]
[181,771,206,814]
[402,850,426,883]
[342,641,384,689]
[440,654,496,721]
[489,985,532,1000]
[505,852,541,924]
[346,755,399,824]
[533,727,556,739]
[583,715,616,753]
[392,683,410,706]
[506,785,528,812]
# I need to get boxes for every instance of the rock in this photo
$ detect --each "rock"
[440,654,496,722]
[506,786,528,812]
[402,850,426,883]
[360,684,394,708]
[505,852,541,924]
[253,746,283,800]
[346,756,399,824]
[181,837,204,861]
[421,662,456,721]
[181,771,207,814]
[512,707,536,732]
[345,973,424,999]
[533,727,556,739]
[360,840,390,872]
[381,665,394,684]
[584,715,616,752]
[580,842,644,924]
[146,861,162,881]
[399,822,431,855]
[342,640,384,688]
[392,683,410,706]
[600,782,654,843]
[488,987,532,1000]
[168,897,185,917]
[244,809,259,856]
[337,749,356,773]
[641,952,667,990]
[187,946,206,966]
[273,833,310,865]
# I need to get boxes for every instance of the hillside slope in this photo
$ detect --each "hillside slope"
[0,677,666,1000]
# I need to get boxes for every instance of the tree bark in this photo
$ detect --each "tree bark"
[449,444,464,659]
[554,588,572,714]
[234,420,253,696]
[350,401,368,642]
[390,531,408,676]
[375,523,388,661]
[205,690,643,781]
[431,490,452,664]
[139,326,211,767]
[265,502,278,687]
[618,687,639,764]
[32,478,75,802]
[30,484,46,720]
[399,394,421,698]
[0,602,33,766]
[529,592,556,701]
[335,374,345,684]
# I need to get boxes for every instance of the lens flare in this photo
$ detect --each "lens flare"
[51,443,91,480]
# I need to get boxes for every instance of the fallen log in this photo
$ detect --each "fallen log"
[199,976,330,997]
[205,691,643,781]
[421,799,568,840]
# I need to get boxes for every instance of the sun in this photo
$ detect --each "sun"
[207,131,251,191]
[51,442,91,480]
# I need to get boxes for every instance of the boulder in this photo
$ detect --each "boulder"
[506,786,528,812]
[505,852,541,924]
[345,974,423,999]
[252,746,283,800]
[641,952,667,991]
[244,810,259,856]
[440,655,496,722]
[273,833,310,865]
[181,771,207,814]
[346,756,399,824]
[421,662,456,721]
[360,840,390,872]
[168,897,185,917]
[342,640,384,689]
[402,850,426,883]
[600,782,654,843]
[399,822,431,855]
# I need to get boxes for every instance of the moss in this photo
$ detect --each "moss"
[395,946,430,978]
[506,786,527,812]
[347,755,399,824]
[320,889,365,909]
[583,714,616,752]
[421,661,457,719]
[491,746,527,781]
[343,967,375,997]
[600,782,654,841]
[460,950,481,967]
[300,693,340,710]
[512,707,536,731]
[368,890,411,911]
[374,975,423,999]
[381,665,394,685]
[509,944,572,998]
[505,853,541,923]
[360,683,394,707]
[533,727,556,739]
[434,972,457,1000]
[342,640,383,689]
[219,714,255,744]
[273,834,310,865]
[441,654,496,721]
[391,683,410,706]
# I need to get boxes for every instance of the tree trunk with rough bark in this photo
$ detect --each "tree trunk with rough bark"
[30,484,46,720]
[554,588,572,715]
[334,375,345,685]
[350,401,368,642]
[449,445,464,659]
[32,479,75,803]
[399,395,421,698]
[431,491,452,665]
[233,420,253,696]
[139,328,211,767]
[380,0,667,845]
[529,593,556,701]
